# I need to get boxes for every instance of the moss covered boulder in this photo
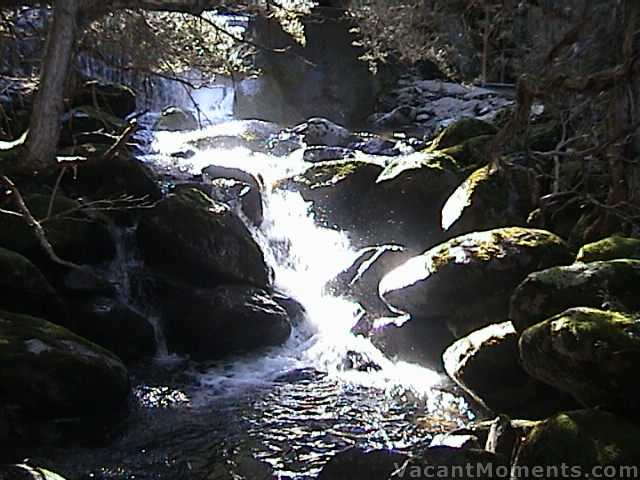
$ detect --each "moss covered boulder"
[510,260,640,332]
[0,194,115,265]
[439,134,494,170]
[137,189,271,288]
[0,247,66,322]
[381,227,573,338]
[441,164,536,238]
[429,117,498,151]
[162,284,292,360]
[0,310,129,419]
[513,410,640,470]
[576,236,640,262]
[0,464,67,480]
[155,106,198,131]
[443,322,576,417]
[519,307,640,411]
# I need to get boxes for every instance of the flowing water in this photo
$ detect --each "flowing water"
[26,112,476,480]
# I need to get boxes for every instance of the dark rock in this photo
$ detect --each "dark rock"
[162,284,292,360]
[302,146,355,163]
[341,350,382,372]
[318,447,408,480]
[397,447,506,480]
[0,310,130,419]
[0,194,115,266]
[155,106,198,131]
[370,105,417,128]
[429,117,498,151]
[59,106,124,147]
[0,247,66,322]
[270,290,306,325]
[274,367,326,384]
[519,307,640,411]
[510,259,640,332]
[381,227,573,338]
[439,134,494,170]
[137,188,271,288]
[513,410,640,472]
[206,178,263,227]
[576,235,640,262]
[0,464,68,480]
[292,117,358,147]
[443,322,577,417]
[71,79,136,120]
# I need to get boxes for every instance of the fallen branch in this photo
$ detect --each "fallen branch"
[101,118,139,161]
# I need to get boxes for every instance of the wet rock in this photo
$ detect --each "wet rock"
[162,285,292,360]
[155,106,198,131]
[302,146,355,163]
[0,194,115,266]
[318,447,408,480]
[441,164,536,237]
[398,447,506,480]
[519,307,640,411]
[201,164,263,194]
[325,245,407,318]
[439,134,494,170]
[0,464,67,480]
[341,350,382,372]
[206,178,263,227]
[430,117,498,151]
[429,433,481,449]
[65,296,156,364]
[270,290,306,325]
[0,247,66,322]
[349,135,399,156]
[381,227,573,338]
[137,188,271,288]
[0,310,130,419]
[513,410,640,471]
[187,120,284,154]
[510,260,640,332]
[293,117,359,147]
[72,79,136,120]
[443,322,576,417]
[274,367,326,384]
[576,235,640,262]
[60,106,124,147]
[369,105,417,128]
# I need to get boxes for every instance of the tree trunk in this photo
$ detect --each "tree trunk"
[24,0,79,173]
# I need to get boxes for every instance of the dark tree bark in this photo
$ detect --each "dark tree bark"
[25,0,79,172]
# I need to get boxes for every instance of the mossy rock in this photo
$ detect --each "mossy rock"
[137,188,271,288]
[443,321,577,417]
[0,310,129,419]
[510,260,640,332]
[0,247,66,322]
[441,164,536,238]
[380,227,573,338]
[429,117,498,151]
[0,464,67,480]
[0,193,115,266]
[576,236,640,263]
[519,307,640,410]
[440,134,494,170]
[513,410,640,470]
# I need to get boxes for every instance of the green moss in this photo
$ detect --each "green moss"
[577,236,640,262]
[440,134,494,170]
[376,151,458,183]
[295,160,377,188]
[429,117,498,151]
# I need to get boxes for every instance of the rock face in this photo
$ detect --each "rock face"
[441,165,536,238]
[513,410,640,469]
[317,447,408,480]
[443,322,576,417]
[381,227,573,338]
[519,307,640,411]
[0,247,66,322]
[137,189,271,288]
[510,260,640,332]
[163,285,292,360]
[0,310,130,419]
[576,236,640,262]
[0,194,115,266]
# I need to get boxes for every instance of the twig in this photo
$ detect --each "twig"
[101,119,139,161]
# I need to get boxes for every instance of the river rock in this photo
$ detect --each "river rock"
[155,106,198,131]
[60,106,124,147]
[381,227,573,338]
[205,178,263,227]
[430,117,498,151]
[510,259,640,332]
[293,117,358,147]
[397,447,506,480]
[0,246,66,322]
[317,447,408,480]
[72,79,137,120]
[137,188,271,288]
[513,410,640,471]
[441,164,536,237]
[439,135,494,171]
[519,307,640,411]
[0,310,130,419]
[576,236,640,262]
[443,322,576,417]
[163,285,292,360]
[303,146,355,163]
[0,193,116,266]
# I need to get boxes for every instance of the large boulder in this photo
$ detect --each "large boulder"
[71,79,136,120]
[317,447,408,480]
[0,194,115,266]
[60,106,125,147]
[443,322,576,417]
[396,447,506,480]
[381,227,573,338]
[510,260,640,332]
[576,236,640,262]
[0,310,130,419]
[155,106,198,131]
[0,247,66,322]
[441,164,536,238]
[519,307,640,411]
[429,117,497,151]
[137,189,271,288]
[162,284,292,360]
[513,410,640,471]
